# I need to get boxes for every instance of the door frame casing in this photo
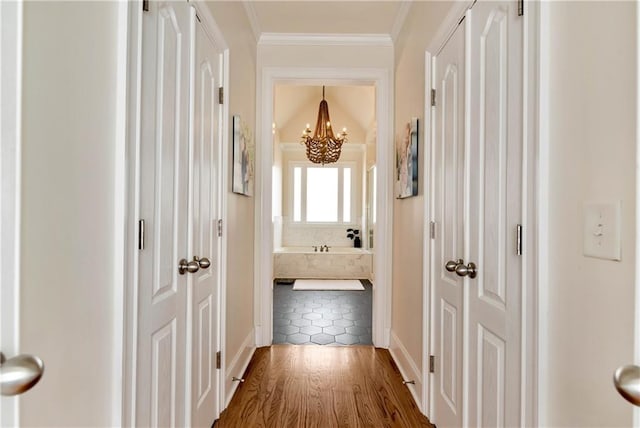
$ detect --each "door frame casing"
[635,0,640,425]
[122,1,230,425]
[0,0,23,425]
[423,0,540,425]
[255,66,394,347]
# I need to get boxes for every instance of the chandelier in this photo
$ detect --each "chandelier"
[300,86,348,165]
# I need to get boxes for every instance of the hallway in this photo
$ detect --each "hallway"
[3,1,638,426]
[215,345,432,427]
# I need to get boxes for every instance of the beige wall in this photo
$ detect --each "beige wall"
[206,1,258,377]
[390,0,455,399]
[20,2,123,425]
[541,2,636,425]
[258,44,393,70]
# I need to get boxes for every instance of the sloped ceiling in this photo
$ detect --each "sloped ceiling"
[274,85,375,143]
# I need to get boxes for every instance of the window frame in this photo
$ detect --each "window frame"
[288,160,356,225]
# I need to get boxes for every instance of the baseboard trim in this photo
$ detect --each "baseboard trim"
[389,331,424,414]
[224,330,256,408]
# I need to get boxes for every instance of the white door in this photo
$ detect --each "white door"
[190,17,222,427]
[465,1,523,426]
[1,2,42,425]
[431,21,466,428]
[137,1,191,426]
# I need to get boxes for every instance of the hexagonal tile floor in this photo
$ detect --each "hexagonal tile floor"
[273,280,372,346]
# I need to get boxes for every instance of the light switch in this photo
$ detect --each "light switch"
[583,201,621,261]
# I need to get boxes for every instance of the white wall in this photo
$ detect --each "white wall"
[273,131,283,249]
[19,2,123,425]
[541,2,637,426]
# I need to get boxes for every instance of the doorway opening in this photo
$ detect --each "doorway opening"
[271,84,376,346]
[255,68,393,349]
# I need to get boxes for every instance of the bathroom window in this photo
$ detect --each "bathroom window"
[290,162,354,224]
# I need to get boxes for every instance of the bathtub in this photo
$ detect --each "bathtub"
[273,246,372,279]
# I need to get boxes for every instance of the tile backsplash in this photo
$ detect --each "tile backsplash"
[274,216,363,248]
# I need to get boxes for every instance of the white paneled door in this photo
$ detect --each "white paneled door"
[432,20,466,428]
[190,17,222,427]
[431,1,524,427]
[138,1,191,426]
[465,2,523,426]
[137,2,224,426]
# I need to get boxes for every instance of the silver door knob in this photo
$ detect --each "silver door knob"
[445,259,463,272]
[455,262,477,279]
[196,257,211,269]
[614,365,640,406]
[0,352,44,396]
[178,258,199,275]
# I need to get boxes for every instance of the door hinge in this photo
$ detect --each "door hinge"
[217,219,223,237]
[516,224,523,256]
[518,0,524,16]
[429,221,436,240]
[216,351,221,369]
[218,87,224,105]
[431,89,436,107]
[138,219,145,250]
[429,355,435,373]
[142,0,149,12]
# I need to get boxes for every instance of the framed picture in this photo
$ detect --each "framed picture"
[232,115,253,196]
[396,117,418,198]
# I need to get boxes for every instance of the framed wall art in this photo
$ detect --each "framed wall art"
[232,115,254,196]
[396,117,418,199]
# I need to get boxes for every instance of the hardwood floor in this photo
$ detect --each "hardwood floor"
[215,345,433,428]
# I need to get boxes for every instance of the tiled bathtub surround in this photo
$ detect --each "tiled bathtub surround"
[272,280,373,346]
[274,247,372,279]
[278,217,363,248]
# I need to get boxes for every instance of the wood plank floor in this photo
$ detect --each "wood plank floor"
[215,345,433,428]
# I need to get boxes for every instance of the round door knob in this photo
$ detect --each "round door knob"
[445,259,463,272]
[455,262,477,279]
[197,257,211,269]
[178,258,199,275]
[0,353,44,396]
[614,365,640,406]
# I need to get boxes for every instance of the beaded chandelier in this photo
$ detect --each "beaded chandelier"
[300,86,347,165]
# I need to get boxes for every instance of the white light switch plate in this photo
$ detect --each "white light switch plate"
[583,201,621,261]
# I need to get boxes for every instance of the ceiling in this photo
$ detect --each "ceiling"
[274,85,375,143]
[243,2,401,142]
[245,1,409,36]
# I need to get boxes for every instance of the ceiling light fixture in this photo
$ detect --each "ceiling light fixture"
[300,86,347,165]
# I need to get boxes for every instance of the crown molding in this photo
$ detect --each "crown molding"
[390,0,413,42]
[258,33,393,47]
[241,0,261,43]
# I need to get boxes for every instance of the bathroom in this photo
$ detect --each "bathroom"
[271,84,377,346]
